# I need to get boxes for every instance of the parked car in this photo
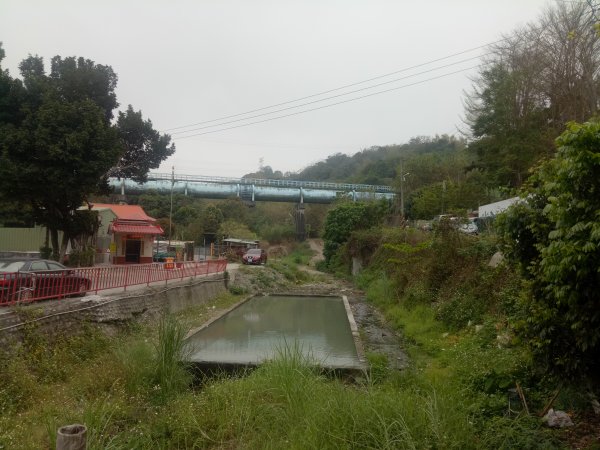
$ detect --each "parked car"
[242,248,267,265]
[0,259,91,303]
[458,219,479,235]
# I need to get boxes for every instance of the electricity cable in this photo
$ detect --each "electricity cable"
[176,63,488,139]
[171,54,490,136]
[162,39,506,133]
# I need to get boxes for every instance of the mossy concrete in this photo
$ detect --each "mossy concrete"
[0,273,227,344]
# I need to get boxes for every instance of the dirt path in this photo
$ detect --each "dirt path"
[306,238,324,266]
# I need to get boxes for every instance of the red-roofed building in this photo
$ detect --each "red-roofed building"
[89,203,164,264]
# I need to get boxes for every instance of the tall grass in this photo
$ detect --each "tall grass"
[153,315,192,400]
[0,275,563,449]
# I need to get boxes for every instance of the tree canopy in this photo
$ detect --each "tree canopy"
[0,45,174,259]
[322,200,388,264]
[465,2,600,188]
[497,119,600,380]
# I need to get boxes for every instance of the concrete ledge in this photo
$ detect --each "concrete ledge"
[0,273,227,344]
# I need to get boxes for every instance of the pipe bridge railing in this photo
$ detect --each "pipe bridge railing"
[146,172,393,193]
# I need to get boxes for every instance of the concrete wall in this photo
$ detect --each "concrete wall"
[0,273,227,344]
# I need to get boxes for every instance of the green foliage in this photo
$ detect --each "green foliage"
[228,284,248,295]
[67,245,95,267]
[260,223,295,244]
[218,219,256,240]
[465,3,600,188]
[113,105,175,182]
[0,49,173,258]
[467,65,554,187]
[201,203,224,235]
[409,174,495,220]
[323,200,388,264]
[153,315,192,401]
[268,259,310,284]
[172,204,198,226]
[436,292,488,330]
[498,119,600,380]
[479,416,561,449]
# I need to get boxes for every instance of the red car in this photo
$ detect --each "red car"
[0,259,91,303]
[242,249,267,265]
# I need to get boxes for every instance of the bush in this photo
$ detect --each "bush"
[498,120,600,380]
[436,291,488,330]
[228,284,248,295]
[260,224,295,244]
[67,246,95,267]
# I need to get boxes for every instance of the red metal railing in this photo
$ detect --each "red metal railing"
[0,259,228,306]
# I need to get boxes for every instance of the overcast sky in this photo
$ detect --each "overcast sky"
[1,0,551,178]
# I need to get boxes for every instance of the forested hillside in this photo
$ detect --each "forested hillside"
[245,3,600,222]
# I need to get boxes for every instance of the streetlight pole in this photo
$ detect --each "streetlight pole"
[169,166,174,251]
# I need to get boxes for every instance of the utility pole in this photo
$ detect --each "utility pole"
[399,159,410,219]
[169,166,174,251]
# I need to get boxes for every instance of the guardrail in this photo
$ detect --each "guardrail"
[0,259,228,306]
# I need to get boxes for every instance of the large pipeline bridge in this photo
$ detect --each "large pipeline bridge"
[108,173,396,240]
[108,173,395,204]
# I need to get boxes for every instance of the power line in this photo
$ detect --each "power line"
[172,54,491,136]
[176,63,487,140]
[162,39,506,133]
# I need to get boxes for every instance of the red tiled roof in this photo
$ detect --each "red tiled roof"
[89,203,156,222]
[110,222,164,235]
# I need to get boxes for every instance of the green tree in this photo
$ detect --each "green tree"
[216,198,248,223]
[497,120,600,380]
[218,220,256,240]
[0,48,174,260]
[464,2,600,188]
[0,91,120,258]
[201,204,224,236]
[112,105,175,182]
[172,205,198,227]
[322,201,388,264]
[466,65,553,187]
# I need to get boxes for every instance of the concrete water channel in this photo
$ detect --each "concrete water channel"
[184,294,366,375]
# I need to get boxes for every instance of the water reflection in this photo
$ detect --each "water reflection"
[185,296,360,368]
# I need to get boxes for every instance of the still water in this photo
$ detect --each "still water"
[185,295,361,369]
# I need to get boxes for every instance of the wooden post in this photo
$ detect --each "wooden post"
[56,424,87,450]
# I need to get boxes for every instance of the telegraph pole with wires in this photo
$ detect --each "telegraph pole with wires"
[169,166,174,250]
[399,159,410,220]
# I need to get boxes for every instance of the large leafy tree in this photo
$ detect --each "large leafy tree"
[465,2,600,188]
[112,105,175,182]
[0,45,175,260]
[498,119,600,381]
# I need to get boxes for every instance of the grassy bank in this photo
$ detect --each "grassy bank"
[0,242,575,448]
[0,308,478,449]
[346,224,596,448]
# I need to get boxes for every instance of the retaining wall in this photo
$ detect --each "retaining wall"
[0,273,227,344]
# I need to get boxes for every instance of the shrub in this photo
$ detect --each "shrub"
[153,315,191,401]
[260,224,295,244]
[228,284,248,295]
[497,119,600,380]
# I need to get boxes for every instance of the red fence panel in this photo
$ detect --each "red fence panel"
[0,259,228,306]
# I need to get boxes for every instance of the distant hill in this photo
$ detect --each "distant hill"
[243,135,465,187]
